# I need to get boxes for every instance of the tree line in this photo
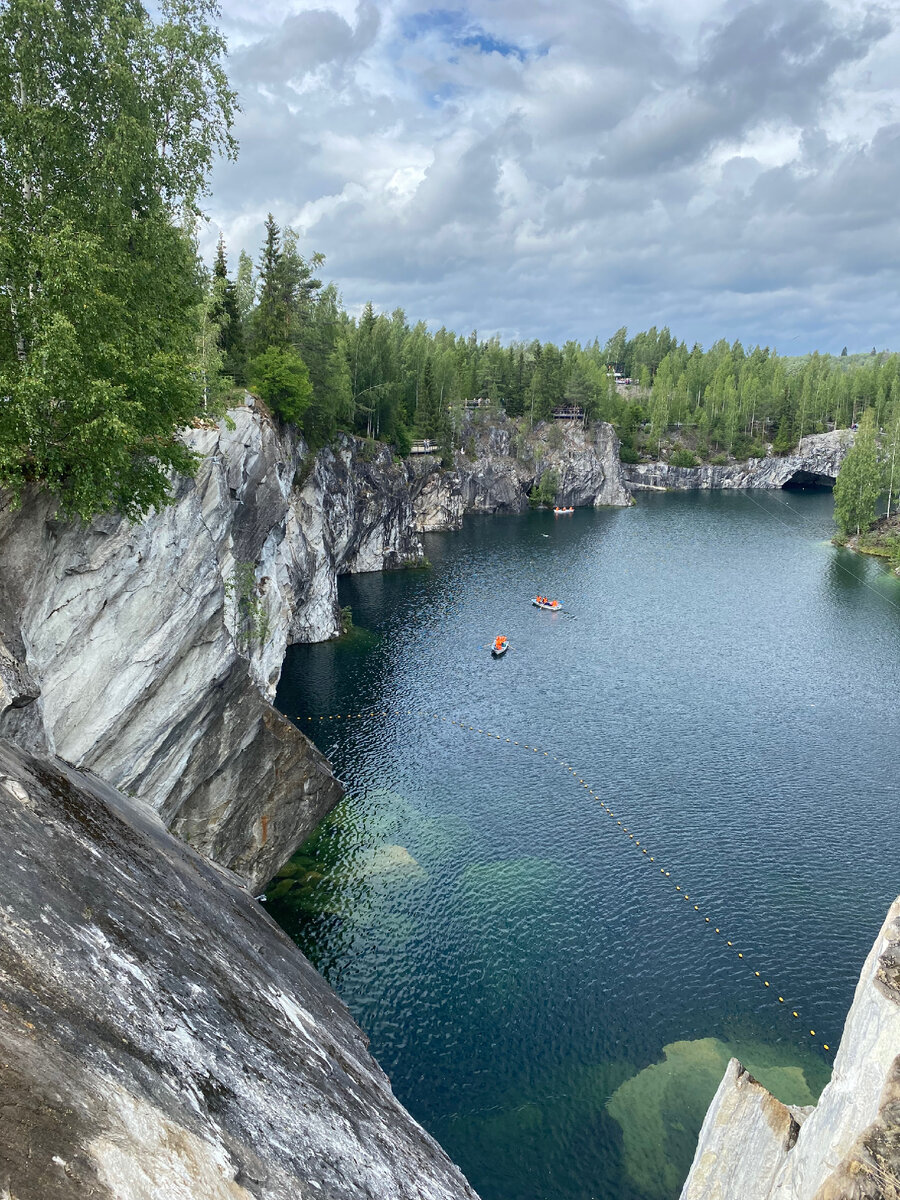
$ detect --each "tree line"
[204,228,900,468]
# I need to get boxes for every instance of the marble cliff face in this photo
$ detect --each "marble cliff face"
[0,739,481,1200]
[681,897,900,1200]
[0,403,342,890]
[623,429,852,492]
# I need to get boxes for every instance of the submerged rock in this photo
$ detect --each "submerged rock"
[680,896,900,1199]
[0,738,480,1200]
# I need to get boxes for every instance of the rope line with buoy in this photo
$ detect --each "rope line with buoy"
[298,708,833,1056]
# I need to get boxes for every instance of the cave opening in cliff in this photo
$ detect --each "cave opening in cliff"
[781,470,836,489]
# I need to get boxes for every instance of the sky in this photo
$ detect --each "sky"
[206,0,900,355]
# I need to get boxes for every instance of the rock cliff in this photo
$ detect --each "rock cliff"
[290,436,425,642]
[624,429,853,492]
[681,896,900,1199]
[410,412,632,531]
[0,401,343,890]
[0,738,480,1200]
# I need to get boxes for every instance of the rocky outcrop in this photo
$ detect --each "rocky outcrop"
[410,414,632,531]
[0,401,343,889]
[290,436,425,642]
[625,429,853,492]
[681,896,900,1199]
[0,738,480,1200]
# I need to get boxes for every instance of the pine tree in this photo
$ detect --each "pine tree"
[833,408,881,537]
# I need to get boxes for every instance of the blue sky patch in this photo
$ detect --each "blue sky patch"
[401,8,527,60]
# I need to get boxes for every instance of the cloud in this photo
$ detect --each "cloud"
[208,0,900,353]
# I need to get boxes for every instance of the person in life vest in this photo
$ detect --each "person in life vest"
[494,635,506,650]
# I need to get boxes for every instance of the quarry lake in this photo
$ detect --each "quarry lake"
[269,491,899,1200]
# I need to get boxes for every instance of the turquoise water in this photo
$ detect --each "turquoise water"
[268,491,899,1200]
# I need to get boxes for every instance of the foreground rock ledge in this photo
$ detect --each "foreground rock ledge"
[681,896,900,1199]
[0,739,480,1200]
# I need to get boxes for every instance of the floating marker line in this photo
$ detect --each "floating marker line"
[300,708,832,1055]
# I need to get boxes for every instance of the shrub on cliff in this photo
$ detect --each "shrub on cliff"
[669,447,698,468]
[529,469,559,506]
[250,348,314,426]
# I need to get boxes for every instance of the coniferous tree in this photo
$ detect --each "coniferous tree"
[235,250,256,323]
[253,214,287,352]
[213,233,247,385]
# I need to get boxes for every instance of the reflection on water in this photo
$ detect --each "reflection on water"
[268,492,899,1200]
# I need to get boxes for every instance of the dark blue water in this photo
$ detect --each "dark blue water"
[267,491,899,1200]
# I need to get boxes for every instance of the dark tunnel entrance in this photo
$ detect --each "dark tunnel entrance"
[781,470,836,490]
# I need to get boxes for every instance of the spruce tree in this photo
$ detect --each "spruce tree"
[212,233,247,385]
[833,408,881,537]
[253,214,286,351]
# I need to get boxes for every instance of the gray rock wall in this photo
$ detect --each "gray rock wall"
[0,738,480,1200]
[0,402,343,889]
[624,429,853,492]
[681,896,900,1199]
[290,435,426,642]
[409,414,632,532]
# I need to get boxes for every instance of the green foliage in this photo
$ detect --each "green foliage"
[669,447,698,467]
[529,469,559,506]
[833,408,881,538]
[212,233,247,386]
[392,424,412,457]
[546,422,564,450]
[708,453,729,466]
[0,0,236,521]
[250,347,313,425]
[225,562,270,652]
[619,443,639,463]
[340,605,353,635]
